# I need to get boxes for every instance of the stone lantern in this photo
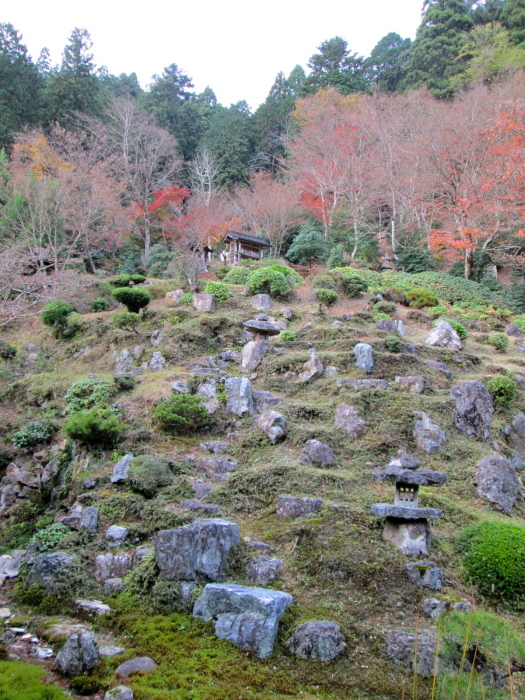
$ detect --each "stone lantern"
[241,314,281,371]
[370,453,446,556]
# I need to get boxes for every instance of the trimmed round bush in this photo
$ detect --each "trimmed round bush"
[458,521,525,603]
[42,300,76,337]
[213,266,230,280]
[130,274,146,284]
[279,330,296,342]
[152,394,209,435]
[383,287,407,305]
[112,311,142,332]
[180,293,193,304]
[406,289,439,308]
[385,335,403,353]
[485,375,517,407]
[203,281,232,302]
[314,287,338,311]
[65,377,116,414]
[246,265,302,299]
[112,286,151,313]
[128,455,174,497]
[111,273,133,287]
[312,273,338,291]
[340,272,368,298]
[91,298,109,312]
[374,300,397,315]
[486,333,509,352]
[64,408,124,446]
[223,267,249,284]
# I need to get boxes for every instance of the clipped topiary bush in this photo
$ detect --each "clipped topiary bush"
[279,330,296,342]
[223,267,249,284]
[314,287,338,313]
[41,300,76,338]
[64,407,124,446]
[91,298,109,312]
[338,270,368,298]
[458,521,525,604]
[111,273,133,287]
[246,265,302,299]
[374,300,397,315]
[65,377,116,414]
[152,394,209,435]
[406,289,439,309]
[312,273,338,291]
[203,281,232,302]
[112,310,142,333]
[485,375,517,407]
[11,421,54,448]
[486,332,509,352]
[128,455,174,497]
[385,335,403,353]
[131,274,146,284]
[112,286,151,313]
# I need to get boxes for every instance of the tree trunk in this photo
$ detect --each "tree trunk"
[464,249,474,279]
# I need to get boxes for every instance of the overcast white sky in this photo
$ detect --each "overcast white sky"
[6,0,424,110]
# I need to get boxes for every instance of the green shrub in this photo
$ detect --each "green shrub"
[383,287,407,304]
[65,312,85,337]
[246,265,302,299]
[374,312,391,321]
[442,318,468,340]
[223,267,249,284]
[428,304,447,318]
[385,335,403,353]
[152,394,209,435]
[514,314,525,333]
[279,330,296,342]
[112,286,151,313]
[0,341,16,360]
[112,310,142,332]
[180,293,193,304]
[11,421,54,448]
[327,244,345,270]
[111,273,132,287]
[213,266,230,280]
[406,289,439,308]
[396,248,436,273]
[114,374,135,391]
[458,521,525,603]
[203,281,232,302]
[131,274,146,284]
[485,375,517,407]
[65,377,116,414]
[69,677,103,696]
[336,270,368,298]
[41,300,76,338]
[374,300,397,315]
[312,273,338,291]
[486,332,509,352]
[128,455,174,497]
[28,523,70,553]
[91,298,109,312]
[146,243,176,277]
[314,287,338,312]
[64,407,124,446]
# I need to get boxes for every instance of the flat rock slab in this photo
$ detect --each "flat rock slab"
[99,646,126,657]
[354,343,374,373]
[156,519,240,581]
[372,465,446,487]
[246,556,283,586]
[115,656,158,678]
[337,379,390,391]
[386,629,438,676]
[193,294,217,312]
[75,599,112,616]
[383,520,432,556]
[110,454,133,483]
[302,439,337,467]
[193,582,292,659]
[371,504,443,520]
[104,687,134,700]
[276,495,323,518]
[474,455,520,513]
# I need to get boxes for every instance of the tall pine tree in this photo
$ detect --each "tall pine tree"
[404,0,473,97]
[502,0,525,45]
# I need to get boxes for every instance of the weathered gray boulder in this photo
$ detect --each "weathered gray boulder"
[334,404,365,438]
[99,646,126,658]
[241,341,266,371]
[506,413,525,459]
[104,687,134,700]
[406,561,443,590]
[165,289,184,303]
[28,552,78,592]
[79,507,98,532]
[423,598,448,620]
[253,390,285,414]
[383,520,433,556]
[56,631,99,677]
[193,582,292,659]
[225,377,254,416]
[172,380,190,394]
[337,378,390,391]
[115,350,133,375]
[287,621,345,661]
[424,320,463,351]
[181,500,220,514]
[0,550,25,586]
[201,440,230,455]
[251,294,273,311]
[451,381,494,440]
[149,351,166,371]
[246,557,283,586]
[155,519,240,581]
[474,455,520,513]
[195,457,238,476]
[75,599,111,616]
[197,379,220,414]
[414,411,446,454]
[104,578,124,595]
[276,496,323,518]
[395,376,425,393]
[354,343,374,373]
[302,439,337,467]
[194,294,217,312]
[423,359,452,378]
[106,525,128,547]
[281,308,293,320]
[150,329,164,347]
[299,349,323,383]
[505,323,523,338]
[386,629,437,676]
[115,657,158,678]
[94,552,133,583]
[254,411,286,444]
[110,454,133,483]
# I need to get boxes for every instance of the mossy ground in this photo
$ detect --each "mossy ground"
[2,275,525,699]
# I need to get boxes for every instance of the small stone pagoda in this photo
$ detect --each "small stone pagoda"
[241,314,281,371]
[370,453,446,556]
